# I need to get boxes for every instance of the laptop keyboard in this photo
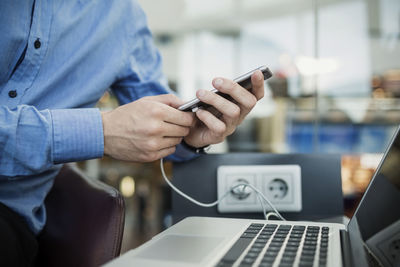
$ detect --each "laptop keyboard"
[216,223,330,267]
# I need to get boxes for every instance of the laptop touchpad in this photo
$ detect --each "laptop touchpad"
[135,235,224,263]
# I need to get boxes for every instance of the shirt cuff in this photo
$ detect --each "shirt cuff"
[50,108,104,164]
[165,143,199,162]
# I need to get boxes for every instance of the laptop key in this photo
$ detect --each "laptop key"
[241,256,256,264]
[304,240,317,246]
[251,223,265,227]
[299,262,314,267]
[264,250,279,257]
[269,243,283,249]
[320,242,328,248]
[283,251,297,257]
[255,238,269,244]
[271,238,284,243]
[215,261,232,267]
[290,233,303,238]
[286,241,300,247]
[244,229,261,234]
[241,232,257,239]
[249,248,263,254]
[300,255,315,263]
[252,242,265,248]
[277,232,290,237]
[319,257,327,263]
[245,251,259,258]
[302,250,315,256]
[267,246,281,253]
[262,256,276,263]
[220,237,252,263]
[256,237,269,242]
[285,246,298,252]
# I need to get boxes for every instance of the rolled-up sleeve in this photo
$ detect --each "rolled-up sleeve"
[0,105,104,177]
[50,108,104,164]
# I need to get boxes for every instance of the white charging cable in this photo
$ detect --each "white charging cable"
[160,158,286,221]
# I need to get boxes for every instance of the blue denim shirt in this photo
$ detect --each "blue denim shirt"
[0,0,195,235]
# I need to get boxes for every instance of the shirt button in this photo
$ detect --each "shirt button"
[8,90,17,98]
[34,39,41,49]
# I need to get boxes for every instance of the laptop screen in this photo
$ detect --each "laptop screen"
[348,126,400,267]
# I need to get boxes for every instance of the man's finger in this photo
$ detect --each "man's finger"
[143,99,194,127]
[161,122,190,137]
[195,109,226,137]
[160,105,195,127]
[250,70,265,100]
[149,94,185,108]
[143,137,182,152]
[211,77,257,112]
[195,89,240,121]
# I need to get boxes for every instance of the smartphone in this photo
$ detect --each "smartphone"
[178,65,273,112]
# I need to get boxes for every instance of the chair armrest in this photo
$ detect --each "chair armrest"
[36,163,125,267]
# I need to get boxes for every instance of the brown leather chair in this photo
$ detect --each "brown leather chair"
[35,163,125,267]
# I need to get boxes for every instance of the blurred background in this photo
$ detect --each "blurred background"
[77,0,400,253]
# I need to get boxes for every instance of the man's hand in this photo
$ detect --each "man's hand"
[184,70,265,148]
[102,94,194,162]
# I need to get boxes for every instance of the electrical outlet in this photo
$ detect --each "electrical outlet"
[224,173,257,205]
[217,165,302,213]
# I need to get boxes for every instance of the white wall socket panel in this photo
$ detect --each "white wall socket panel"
[217,165,302,213]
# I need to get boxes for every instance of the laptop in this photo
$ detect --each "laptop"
[104,127,400,267]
